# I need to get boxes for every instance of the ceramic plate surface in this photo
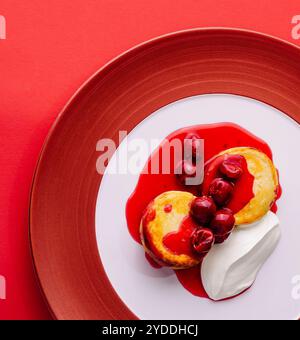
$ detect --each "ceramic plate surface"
[96,94,300,320]
[30,28,300,319]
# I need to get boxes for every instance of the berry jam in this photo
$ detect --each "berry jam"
[163,216,200,259]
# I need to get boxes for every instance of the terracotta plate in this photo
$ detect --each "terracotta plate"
[30,28,300,320]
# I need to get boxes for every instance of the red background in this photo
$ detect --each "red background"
[0,0,299,320]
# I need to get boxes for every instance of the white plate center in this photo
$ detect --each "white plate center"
[95,94,300,320]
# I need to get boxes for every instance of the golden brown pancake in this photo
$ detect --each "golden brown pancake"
[219,147,279,225]
[140,191,200,269]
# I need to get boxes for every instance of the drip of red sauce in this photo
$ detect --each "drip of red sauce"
[126,122,280,299]
[164,204,173,213]
[176,266,253,300]
[163,216,199,258]
[175,265,208,298]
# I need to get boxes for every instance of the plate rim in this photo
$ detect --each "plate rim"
[29,27,300,320]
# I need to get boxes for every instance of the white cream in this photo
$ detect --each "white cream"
[201,211,280,301]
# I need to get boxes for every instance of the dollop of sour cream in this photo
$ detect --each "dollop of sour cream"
[201,211,280,301]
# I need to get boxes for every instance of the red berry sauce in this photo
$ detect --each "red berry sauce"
[202,154,255,213]
[163,216,200,259]
[126,122,280,299]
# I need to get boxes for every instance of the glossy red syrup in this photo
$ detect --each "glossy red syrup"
[126,122,280,299]
[202,154,255,213]
[164,204,173,213]
[175,265,208,298]
[163,216,199,258]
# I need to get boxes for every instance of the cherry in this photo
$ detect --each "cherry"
[220,160,243,179]
[191,228,214,257]
[210,208,235,244]
[185,133,202,161]
[175,159,196,185]
[214,233,231,244]
[209,178,234,206]
[190,196,217,225]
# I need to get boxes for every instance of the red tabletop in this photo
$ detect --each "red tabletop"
[0,0,299,320]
